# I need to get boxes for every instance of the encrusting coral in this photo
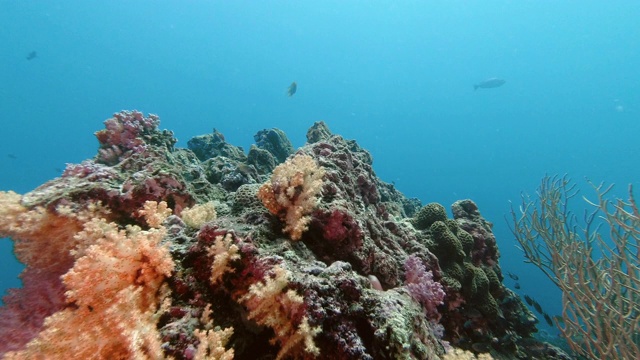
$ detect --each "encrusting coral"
[0,112,572,360]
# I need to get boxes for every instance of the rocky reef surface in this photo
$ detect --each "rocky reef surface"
[0,111,572,360]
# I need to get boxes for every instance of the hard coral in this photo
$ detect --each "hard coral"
[414,203,448,230]
[258,153,326,240]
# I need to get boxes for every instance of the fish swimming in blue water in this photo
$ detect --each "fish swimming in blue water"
[26,51,37,60]
[474,78,505,90]
[287,82,297,97]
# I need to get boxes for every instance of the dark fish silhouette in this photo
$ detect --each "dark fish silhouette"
[474,77,505,90]
[7,153,17,159]
[524,295,534,306]
[508,272,519,281]
[532,301,543,314]
[514,282,521,290]
[543,313,553,327]
[287,82,297,97]
[26,51,37,60]
[523,294,545,314]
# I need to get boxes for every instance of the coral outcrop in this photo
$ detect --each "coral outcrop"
[0,111,571,360]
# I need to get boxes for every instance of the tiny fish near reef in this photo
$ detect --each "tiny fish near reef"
[287,81,297,97]
[474,77,505,90]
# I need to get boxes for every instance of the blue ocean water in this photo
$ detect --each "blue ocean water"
[1,1,638,337]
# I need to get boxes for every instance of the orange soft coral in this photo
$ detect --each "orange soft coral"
[1,199,175,359]
[0,192,112,355]
[257,154,325,240]
[0,191,97,272]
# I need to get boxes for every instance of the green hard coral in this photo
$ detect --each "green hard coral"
[414,202,447,230]
[430,220,465,263]
[483,266,501,294]
[457,230,474,256]
[444,218,474,256]
[463,263,489,297]
[476,292,499,318]
[463,263,499,318]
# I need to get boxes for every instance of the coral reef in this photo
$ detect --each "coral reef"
[0,112,571,359]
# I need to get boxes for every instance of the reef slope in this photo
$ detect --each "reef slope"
[0,111,571,360]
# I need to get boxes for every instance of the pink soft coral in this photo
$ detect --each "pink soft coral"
[0,269,66,355]
[404,255,446,320]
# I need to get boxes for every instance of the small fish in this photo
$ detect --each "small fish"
[532,301,543,314]
[543,313,554,327]
[514,282,521,290]
[26,51,37,60]
[474,77,505,90]
[507,272,519,281]
[524,295,533,306]
[287,81,297,97]
[7,153,17,159]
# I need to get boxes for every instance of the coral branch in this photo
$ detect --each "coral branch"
[510,175,640,359]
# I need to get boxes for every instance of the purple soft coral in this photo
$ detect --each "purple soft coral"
[404,255,445,320]
[95,110,160,164]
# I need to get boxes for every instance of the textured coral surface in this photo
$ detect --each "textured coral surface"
[0,111,572,360]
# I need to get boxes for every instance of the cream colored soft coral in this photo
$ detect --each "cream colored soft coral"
[208,232,240,284]
[181,201,217,229]
[257,154,325,240]
[239,265,320,359]
[138,200,172,228]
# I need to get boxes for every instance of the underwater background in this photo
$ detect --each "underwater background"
[1,0,639,339]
